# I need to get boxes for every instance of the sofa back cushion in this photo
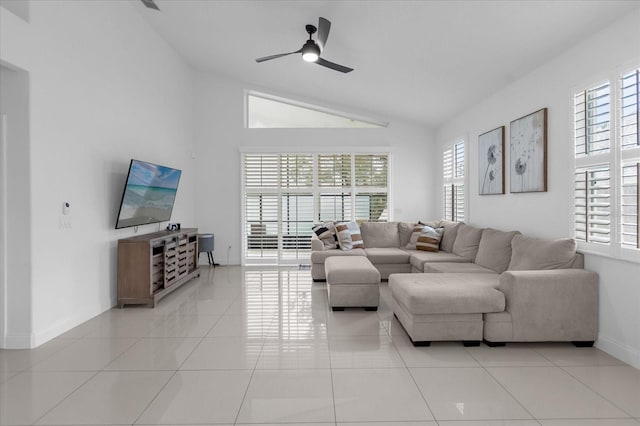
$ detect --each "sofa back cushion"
[451,224,484,261]
[360,222,400,248]
[475,228,520,273]
[507,234,578,270]
[398,222,415,247]
[440,221,462,253]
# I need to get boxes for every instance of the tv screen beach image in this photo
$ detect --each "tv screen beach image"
[116,160,181,228]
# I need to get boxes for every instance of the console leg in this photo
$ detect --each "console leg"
[484,340,506,347]
[364,306,378,311]
[463,340,481,347]
[332,307,345,311]
[573,341,595,348]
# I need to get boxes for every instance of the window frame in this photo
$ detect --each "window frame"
[573,64,640,263]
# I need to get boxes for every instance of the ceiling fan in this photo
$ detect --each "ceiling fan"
[256,17,354,73]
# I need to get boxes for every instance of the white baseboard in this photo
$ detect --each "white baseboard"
[596,334,640,369]
[29,301,114,348]
[3,333,32,349]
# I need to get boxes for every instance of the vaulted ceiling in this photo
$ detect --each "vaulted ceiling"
[134,0,640,128]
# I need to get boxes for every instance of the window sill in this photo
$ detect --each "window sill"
[577,243,640,265]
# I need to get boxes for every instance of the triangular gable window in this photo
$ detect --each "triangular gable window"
[246,91,387,129]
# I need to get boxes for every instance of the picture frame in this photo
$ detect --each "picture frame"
[510,108,547,193]
[478,126,505,195]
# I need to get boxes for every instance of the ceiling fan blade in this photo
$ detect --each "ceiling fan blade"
[255,49,302,63]
[315,57,353,73]
[140,0,160,10]
[317,17,331,52]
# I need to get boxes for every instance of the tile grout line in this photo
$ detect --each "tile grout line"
[130,293,237,425]
[231,306,273,425]
[557,363,637,419]
[469,346,541,423]
[390,326,438,423]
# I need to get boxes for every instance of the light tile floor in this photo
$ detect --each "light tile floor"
[0,265,638,426]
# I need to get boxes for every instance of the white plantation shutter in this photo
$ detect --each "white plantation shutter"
[574,166,611,244]
[454,184,465,222]
[621,70,639,150]
[280,154,313,187]
[621,162,639,248]
[245,193,279,260]
[280,193,314,259]
[575,83,611,157]
[244,155,278,187]
[455,142,465,178]
[574,67,640,260]
[242,151,390,264]
[318,154,351,187]
[354,154,388,221]
[443,142,465,222]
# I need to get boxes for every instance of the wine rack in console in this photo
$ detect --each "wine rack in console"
[118,228,200,307]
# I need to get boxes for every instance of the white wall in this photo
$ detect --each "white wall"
[436,10,640,368]
[0,1,196,347]
[193,72,436,265]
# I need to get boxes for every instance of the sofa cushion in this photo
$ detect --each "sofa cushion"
[475,228,521,273]
[364,247,410,264]
[311,248,366,263]
[424,262,497,274]
[360,222,400,248]
[407,250,470,271]
[335,221,364,250]
[440,221,462,253]
[389,273,504,314]
[452,224,484,261]
[508,235,578,270]
[312,222,338,249]
[398,222,415,247]
[416,227,444,252]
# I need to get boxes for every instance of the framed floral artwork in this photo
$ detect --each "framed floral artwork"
[510,108,548,193]
[478,126,505,195]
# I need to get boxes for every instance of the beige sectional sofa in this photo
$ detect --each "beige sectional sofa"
[311,220,599,347]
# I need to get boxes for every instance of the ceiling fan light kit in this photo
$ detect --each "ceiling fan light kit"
[256,17,354,73]
[302,41,320,62]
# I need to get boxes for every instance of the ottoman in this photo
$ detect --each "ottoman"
[389,273,505,346]
[325,256,381,311]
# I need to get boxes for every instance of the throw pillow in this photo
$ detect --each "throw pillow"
[416,226,444,252]
[312,222,337,249]
[405,224,426,250]
[335,221,364,251]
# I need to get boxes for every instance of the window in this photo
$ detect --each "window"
[573,67,640,260]
[246,91,387,128]
[242,151,390,264]
[443,141,465,222]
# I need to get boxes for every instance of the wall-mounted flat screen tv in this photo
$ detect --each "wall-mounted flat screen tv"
[115,159,182,229]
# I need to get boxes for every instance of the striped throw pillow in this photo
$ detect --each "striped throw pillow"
[416,226,444,252]
[405,224,426,250]
[335,221,364,250]
[312,222,337,249]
